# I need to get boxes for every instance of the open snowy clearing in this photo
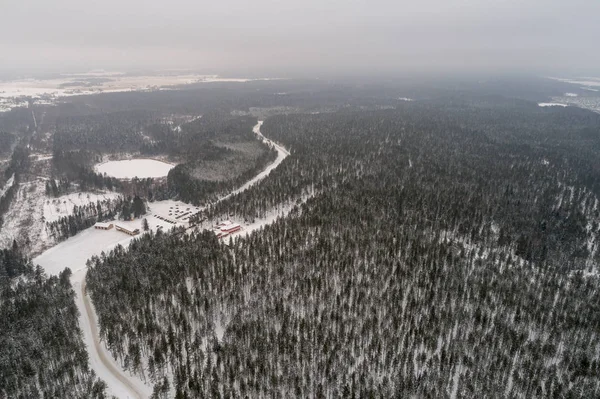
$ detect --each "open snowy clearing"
[0,182,126,256]
[95,159,175,179]
[43,192,122,223]
[34,202,187,277]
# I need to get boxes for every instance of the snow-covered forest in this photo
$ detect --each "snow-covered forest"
[1,77,599,398]
[87,96,600,397]
[0,246,108,398]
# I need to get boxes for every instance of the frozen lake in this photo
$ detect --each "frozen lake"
[95,159,175,179]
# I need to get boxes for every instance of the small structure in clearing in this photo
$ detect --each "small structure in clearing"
[94,222,114,230]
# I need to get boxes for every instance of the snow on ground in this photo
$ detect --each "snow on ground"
[565,93,578,97]
[398,97,414,101]
[149,200,199,225]
[538,102,568,107]
[35,207,184,277]
[0,97,28,112]
[31,154,53,161]
[43,192,122,223]
[95,159,175,179]
[0,173,15,199]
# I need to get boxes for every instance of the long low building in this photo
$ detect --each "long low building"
[214,221,241,237]
[94,222,114,230]
[221,223,241,234]
[115,224,140,236]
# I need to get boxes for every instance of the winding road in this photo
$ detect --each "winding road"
[81,279,148,399]
[35,121,290,398]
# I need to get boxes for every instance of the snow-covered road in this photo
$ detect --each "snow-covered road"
[33,120,290,398]
[220,121,290,201]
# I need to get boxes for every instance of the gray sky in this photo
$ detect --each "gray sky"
[1,0,599,76]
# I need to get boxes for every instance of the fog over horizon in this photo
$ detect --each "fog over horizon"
[1,0,599,77]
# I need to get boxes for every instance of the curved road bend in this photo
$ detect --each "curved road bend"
[81,278,146,399]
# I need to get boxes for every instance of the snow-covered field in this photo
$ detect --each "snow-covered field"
[538,102,568,107]
[0,71,278,112]
[95,159,175,179]
[550,76,600,88]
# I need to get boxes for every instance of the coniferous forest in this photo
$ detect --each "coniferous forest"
[86,94,600,397]
[1,77,599,398]
[0,247,109,398]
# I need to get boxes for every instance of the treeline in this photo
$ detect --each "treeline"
[0,246,108,398]
[87,99,600,397]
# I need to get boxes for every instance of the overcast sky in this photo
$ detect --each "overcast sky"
[1,0,599,76]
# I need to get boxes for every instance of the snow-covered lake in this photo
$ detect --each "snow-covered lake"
[95,159,175,179]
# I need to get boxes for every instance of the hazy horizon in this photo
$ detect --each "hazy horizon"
[1,0,599,77]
